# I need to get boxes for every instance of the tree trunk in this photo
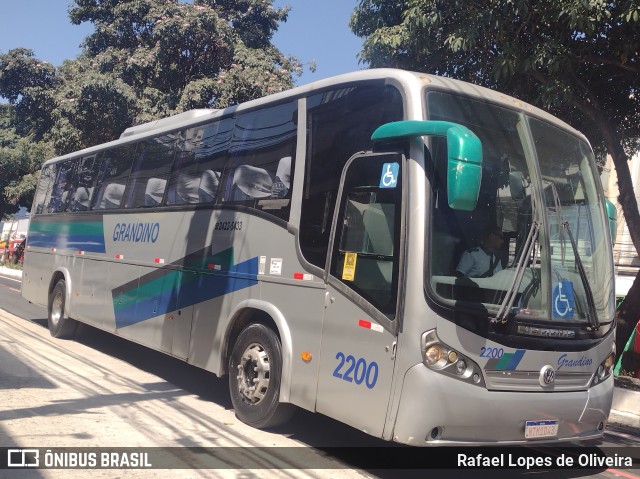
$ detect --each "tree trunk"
[594,117,640,361]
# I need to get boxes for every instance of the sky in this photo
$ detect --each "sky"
[0,0,364,86]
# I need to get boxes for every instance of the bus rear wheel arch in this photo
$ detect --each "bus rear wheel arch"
[47,278,78,339]
[228,323,294,428]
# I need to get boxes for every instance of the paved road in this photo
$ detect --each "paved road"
[0,274,638,479]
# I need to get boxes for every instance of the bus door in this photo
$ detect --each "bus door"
[316,152,404,438]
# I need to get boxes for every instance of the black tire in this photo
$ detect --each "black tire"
[48,279,78,339]
[228,323,294,428]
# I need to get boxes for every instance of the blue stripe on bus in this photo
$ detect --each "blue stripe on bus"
[29,233,107,253]
[113,257,259,329]
[28,219,107,253]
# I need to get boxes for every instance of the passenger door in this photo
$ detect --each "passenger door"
[316,152,404,438]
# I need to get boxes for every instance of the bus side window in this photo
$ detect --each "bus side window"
[33,165,57,214]
[222,101,297,219]
[46,161,75,213]
[125,134,176,208]
[167,119,231,206]
[92,145,135,210]
[68,155,101,212]
[330,155,402,318]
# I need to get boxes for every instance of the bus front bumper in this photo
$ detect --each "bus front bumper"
[391,364,613,446]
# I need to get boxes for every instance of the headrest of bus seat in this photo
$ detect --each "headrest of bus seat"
[232,165,273,198]
[275,156,292,189]
[145,178,167,205]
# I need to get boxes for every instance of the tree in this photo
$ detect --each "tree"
[0,0,302,213]
[0,104,55,218]
[351,0,640,357]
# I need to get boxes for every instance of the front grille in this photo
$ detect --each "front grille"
[484,369,593,391]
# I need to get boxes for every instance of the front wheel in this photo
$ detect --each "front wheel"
[48,279,78,339]
[228,323,294,428]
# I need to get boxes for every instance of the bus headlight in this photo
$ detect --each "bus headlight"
[590,348,616,387]
[421,330,485,387]
[424,344,446,366]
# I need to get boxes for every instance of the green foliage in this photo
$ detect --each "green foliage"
[0,48,58,103]
[0,0,302,214]
[0,105,54,218]
[351,0,640,162]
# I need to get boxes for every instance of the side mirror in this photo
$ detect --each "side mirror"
[509,171,526,201]
[605,199,617,245]
[372,120,482,211]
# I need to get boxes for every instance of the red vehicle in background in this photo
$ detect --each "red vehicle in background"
[0,237,25,265]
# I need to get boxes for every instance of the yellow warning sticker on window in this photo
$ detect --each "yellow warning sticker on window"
[342,252,357,281]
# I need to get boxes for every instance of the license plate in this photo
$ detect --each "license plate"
[525,420,559,439]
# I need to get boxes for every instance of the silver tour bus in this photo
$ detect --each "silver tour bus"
[23,69,616,445]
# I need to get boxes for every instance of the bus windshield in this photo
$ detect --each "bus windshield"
[426,91,615,330]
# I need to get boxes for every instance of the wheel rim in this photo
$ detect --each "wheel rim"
[51,290,63,327]
[236,342,270,404]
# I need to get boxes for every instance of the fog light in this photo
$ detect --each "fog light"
[472,373,481,383]
[424,345,445,366]
[455,360,467,375]
[429,426,443,440]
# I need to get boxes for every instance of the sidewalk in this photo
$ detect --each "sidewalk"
[611,377,640,428]
[0,265,22,279]
[1,265,638,428]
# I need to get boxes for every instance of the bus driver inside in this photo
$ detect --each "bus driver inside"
[456,225,504,278]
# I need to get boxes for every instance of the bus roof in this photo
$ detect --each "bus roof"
[42,68,585,166]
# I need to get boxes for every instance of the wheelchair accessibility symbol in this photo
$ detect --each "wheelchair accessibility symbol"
[379,163,399,189]
[552,280,575,319]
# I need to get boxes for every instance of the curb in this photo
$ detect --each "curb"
[0,266,22,279]
[612,386,640,416]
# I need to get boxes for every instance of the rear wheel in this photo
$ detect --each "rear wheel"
[48,279,78,339]
[228,323,294,428]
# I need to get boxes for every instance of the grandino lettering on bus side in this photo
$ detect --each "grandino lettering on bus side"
[113,222,160,243]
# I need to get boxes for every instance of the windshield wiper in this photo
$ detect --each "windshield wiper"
[562,220,600,331]
[548,183,599,330]
[494,195,540,324]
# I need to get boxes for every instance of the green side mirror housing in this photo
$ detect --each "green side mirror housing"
[372,120,482,211]
[605,199,617,245]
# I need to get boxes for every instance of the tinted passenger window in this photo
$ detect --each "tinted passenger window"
[68,155,101,212]
[33,165,57,214]
[221,101,297,220]
[125,135,177,208]
[330,154,403,318]
[300,84,404,268]
[93,145,136,210]
[46,161,75,213]
[167,118,235,206]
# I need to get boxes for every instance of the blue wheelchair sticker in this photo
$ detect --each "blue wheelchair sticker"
[552,280,575,319]
[379,163,399,188]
